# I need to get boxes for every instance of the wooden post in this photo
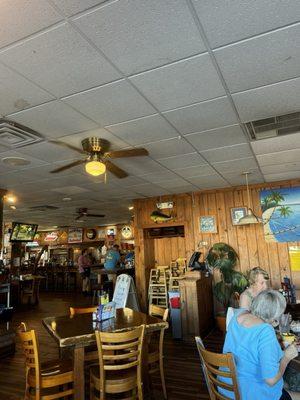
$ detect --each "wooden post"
[0,190,7,253]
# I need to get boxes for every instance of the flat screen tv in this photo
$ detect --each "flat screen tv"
[10,222,38,242]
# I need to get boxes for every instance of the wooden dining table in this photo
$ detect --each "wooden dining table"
[43,307,168,400]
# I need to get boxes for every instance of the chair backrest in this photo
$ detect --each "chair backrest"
[69,306,97,316]
[195,336,240,400]
[149,304,169,322]
[95,325,145,393]
[18,322,41,399]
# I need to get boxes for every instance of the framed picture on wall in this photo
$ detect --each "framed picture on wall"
[199,216,217,233]
[230,207,248,225]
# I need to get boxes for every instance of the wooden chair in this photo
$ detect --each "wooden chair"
[20,277,41,305]
[195,336,240,400]
[69,306,99,363]
[18,322,74,400]
[148,304,169,399]
[90,325,145,400]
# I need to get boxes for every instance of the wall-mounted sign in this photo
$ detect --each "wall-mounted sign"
[68,228,83,243]
[86,228,96,240]
[98,228,106,239]
[44,231,59,242]
[121,225,133,239]
[107,227,116,237]
[156,201,174,210]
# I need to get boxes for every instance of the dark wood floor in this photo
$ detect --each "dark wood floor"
[0,293,224,400]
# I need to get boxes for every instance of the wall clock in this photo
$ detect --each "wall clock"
[121,225,133,239]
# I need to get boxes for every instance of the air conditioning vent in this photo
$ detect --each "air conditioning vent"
[244,112,300,141]
[0,119,43,148]
[29,205,59,211]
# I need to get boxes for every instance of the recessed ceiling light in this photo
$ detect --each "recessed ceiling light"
[9,205,16,210]
[128,206,134,210]
[62,197,72,201]
[2,157,31,166]
[75,219,84,223]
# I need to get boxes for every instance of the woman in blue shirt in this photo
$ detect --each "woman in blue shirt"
[221,289,298,400]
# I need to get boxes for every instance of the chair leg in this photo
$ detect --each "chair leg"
[160,357,167,399]
[90,374,96,400]
[137,384,143,400]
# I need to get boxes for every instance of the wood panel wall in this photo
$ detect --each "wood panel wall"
[133,179,300,309]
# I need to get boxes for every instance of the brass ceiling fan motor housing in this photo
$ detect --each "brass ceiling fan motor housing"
[81,137,110,154]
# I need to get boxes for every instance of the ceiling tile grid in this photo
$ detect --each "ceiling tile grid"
[0,0,300,227]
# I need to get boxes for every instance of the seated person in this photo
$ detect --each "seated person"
[239,266,269,310]
[221,289,298,400]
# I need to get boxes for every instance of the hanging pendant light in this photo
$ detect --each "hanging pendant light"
[238,172,261,225]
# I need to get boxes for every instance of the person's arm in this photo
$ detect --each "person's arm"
[239,291,251,310]
[265,344,298,386]
[258,325,298,387]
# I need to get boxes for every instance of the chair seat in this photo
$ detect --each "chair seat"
[90,365,138,393]
[28,359,74,388]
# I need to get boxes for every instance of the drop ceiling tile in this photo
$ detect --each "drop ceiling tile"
[0,63,54,115]
[167,184,198,194]
[188,174,229,189]
[0,149,48,174]
[158,152,207,170]
[106,114,178,146]
[17,142,80,163]
[141,170,180,184]
[264,170,300,182]
[130,53,225,111]
[200,143,253,163]
[260,162,300,175]
[114,176,148,188]
[145,138,195,159]
[51,0,107,16]
[214,24,300,93]
[251,132,300,155]
[51,185,90,195]
[130,183,171,197]
[212,157,259,174]
[63,80,155,126]
[176,164,216,178]
[222,170,264,186]
[157,178,195,190]
[112,157,166,176]
[257,148,300,166]
[185,125,247,151]
[0,0,62,49]
[7,100,98,138]
[192,0,300,48]
[0,24,121,98]
[163,97,238,135]
[73,0,206,75]
[233,77,300,122]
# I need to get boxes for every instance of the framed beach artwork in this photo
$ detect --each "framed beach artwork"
[199,216,217,233]
[230,207,248,225]
[260,186,300,243]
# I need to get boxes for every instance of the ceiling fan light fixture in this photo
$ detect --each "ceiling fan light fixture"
[85,160,106,176]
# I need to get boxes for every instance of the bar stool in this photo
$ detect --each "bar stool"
[65,271,77,292]
[54,269,65,291]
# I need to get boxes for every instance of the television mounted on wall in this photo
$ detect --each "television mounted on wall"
[9,222,38,242]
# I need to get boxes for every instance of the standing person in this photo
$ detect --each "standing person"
[220,289,299,400]
[239,266,269,310]
[78,248,91,296]
[104,244,121,279]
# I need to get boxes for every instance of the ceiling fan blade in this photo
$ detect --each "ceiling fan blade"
[86,213,105,218]
[104,160,128,179]
[50,159,85,173]
[49,140,86,155]
[75,214,84,221]
[106,148,149,158]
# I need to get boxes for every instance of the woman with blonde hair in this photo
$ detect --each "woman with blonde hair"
[239,266,269,310]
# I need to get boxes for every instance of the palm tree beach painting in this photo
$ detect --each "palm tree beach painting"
[260,187,300,242]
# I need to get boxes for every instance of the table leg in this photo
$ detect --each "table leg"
[73,345,85,400]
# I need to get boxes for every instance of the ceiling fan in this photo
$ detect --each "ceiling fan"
[49,137,149,178]
[75,207,105,221]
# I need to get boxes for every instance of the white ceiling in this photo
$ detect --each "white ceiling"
[0,0,300,228]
